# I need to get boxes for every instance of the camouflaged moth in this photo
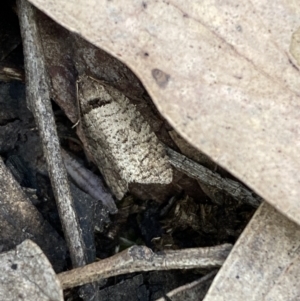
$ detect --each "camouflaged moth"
[77,75,173,200]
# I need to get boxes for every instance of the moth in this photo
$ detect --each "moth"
[77,75,173,200]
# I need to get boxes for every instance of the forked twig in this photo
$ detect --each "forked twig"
[58,244,232,289]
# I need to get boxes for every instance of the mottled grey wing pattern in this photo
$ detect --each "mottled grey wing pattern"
[78,75,172,199]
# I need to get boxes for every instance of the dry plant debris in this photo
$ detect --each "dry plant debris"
[58,243,232,289]
[17,0,87,269]
[5,1,240,299]
[27,0,300,227]
[166,146,262,208]
[1,0,299,300]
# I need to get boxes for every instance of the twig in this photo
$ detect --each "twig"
[58,244,232,289]
[165,146,262,207]
[17,0,86,267]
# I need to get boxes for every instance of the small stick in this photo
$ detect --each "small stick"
[61,148,118,214]
[17,0,86,267]
[58,243,232,289]
[165,146,262,207]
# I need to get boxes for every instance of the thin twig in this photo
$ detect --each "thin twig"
[17,0,86,267]
[166,146,262,207]
[58,244,232,289]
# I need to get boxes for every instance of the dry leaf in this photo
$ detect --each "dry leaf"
[203,202,300,301]
[27,0,300,226]
[0,240,63,301]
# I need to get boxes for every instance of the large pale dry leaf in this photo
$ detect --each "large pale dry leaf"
[203,202,300,301]
[0,240,63,301]
[27,0,300,225]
